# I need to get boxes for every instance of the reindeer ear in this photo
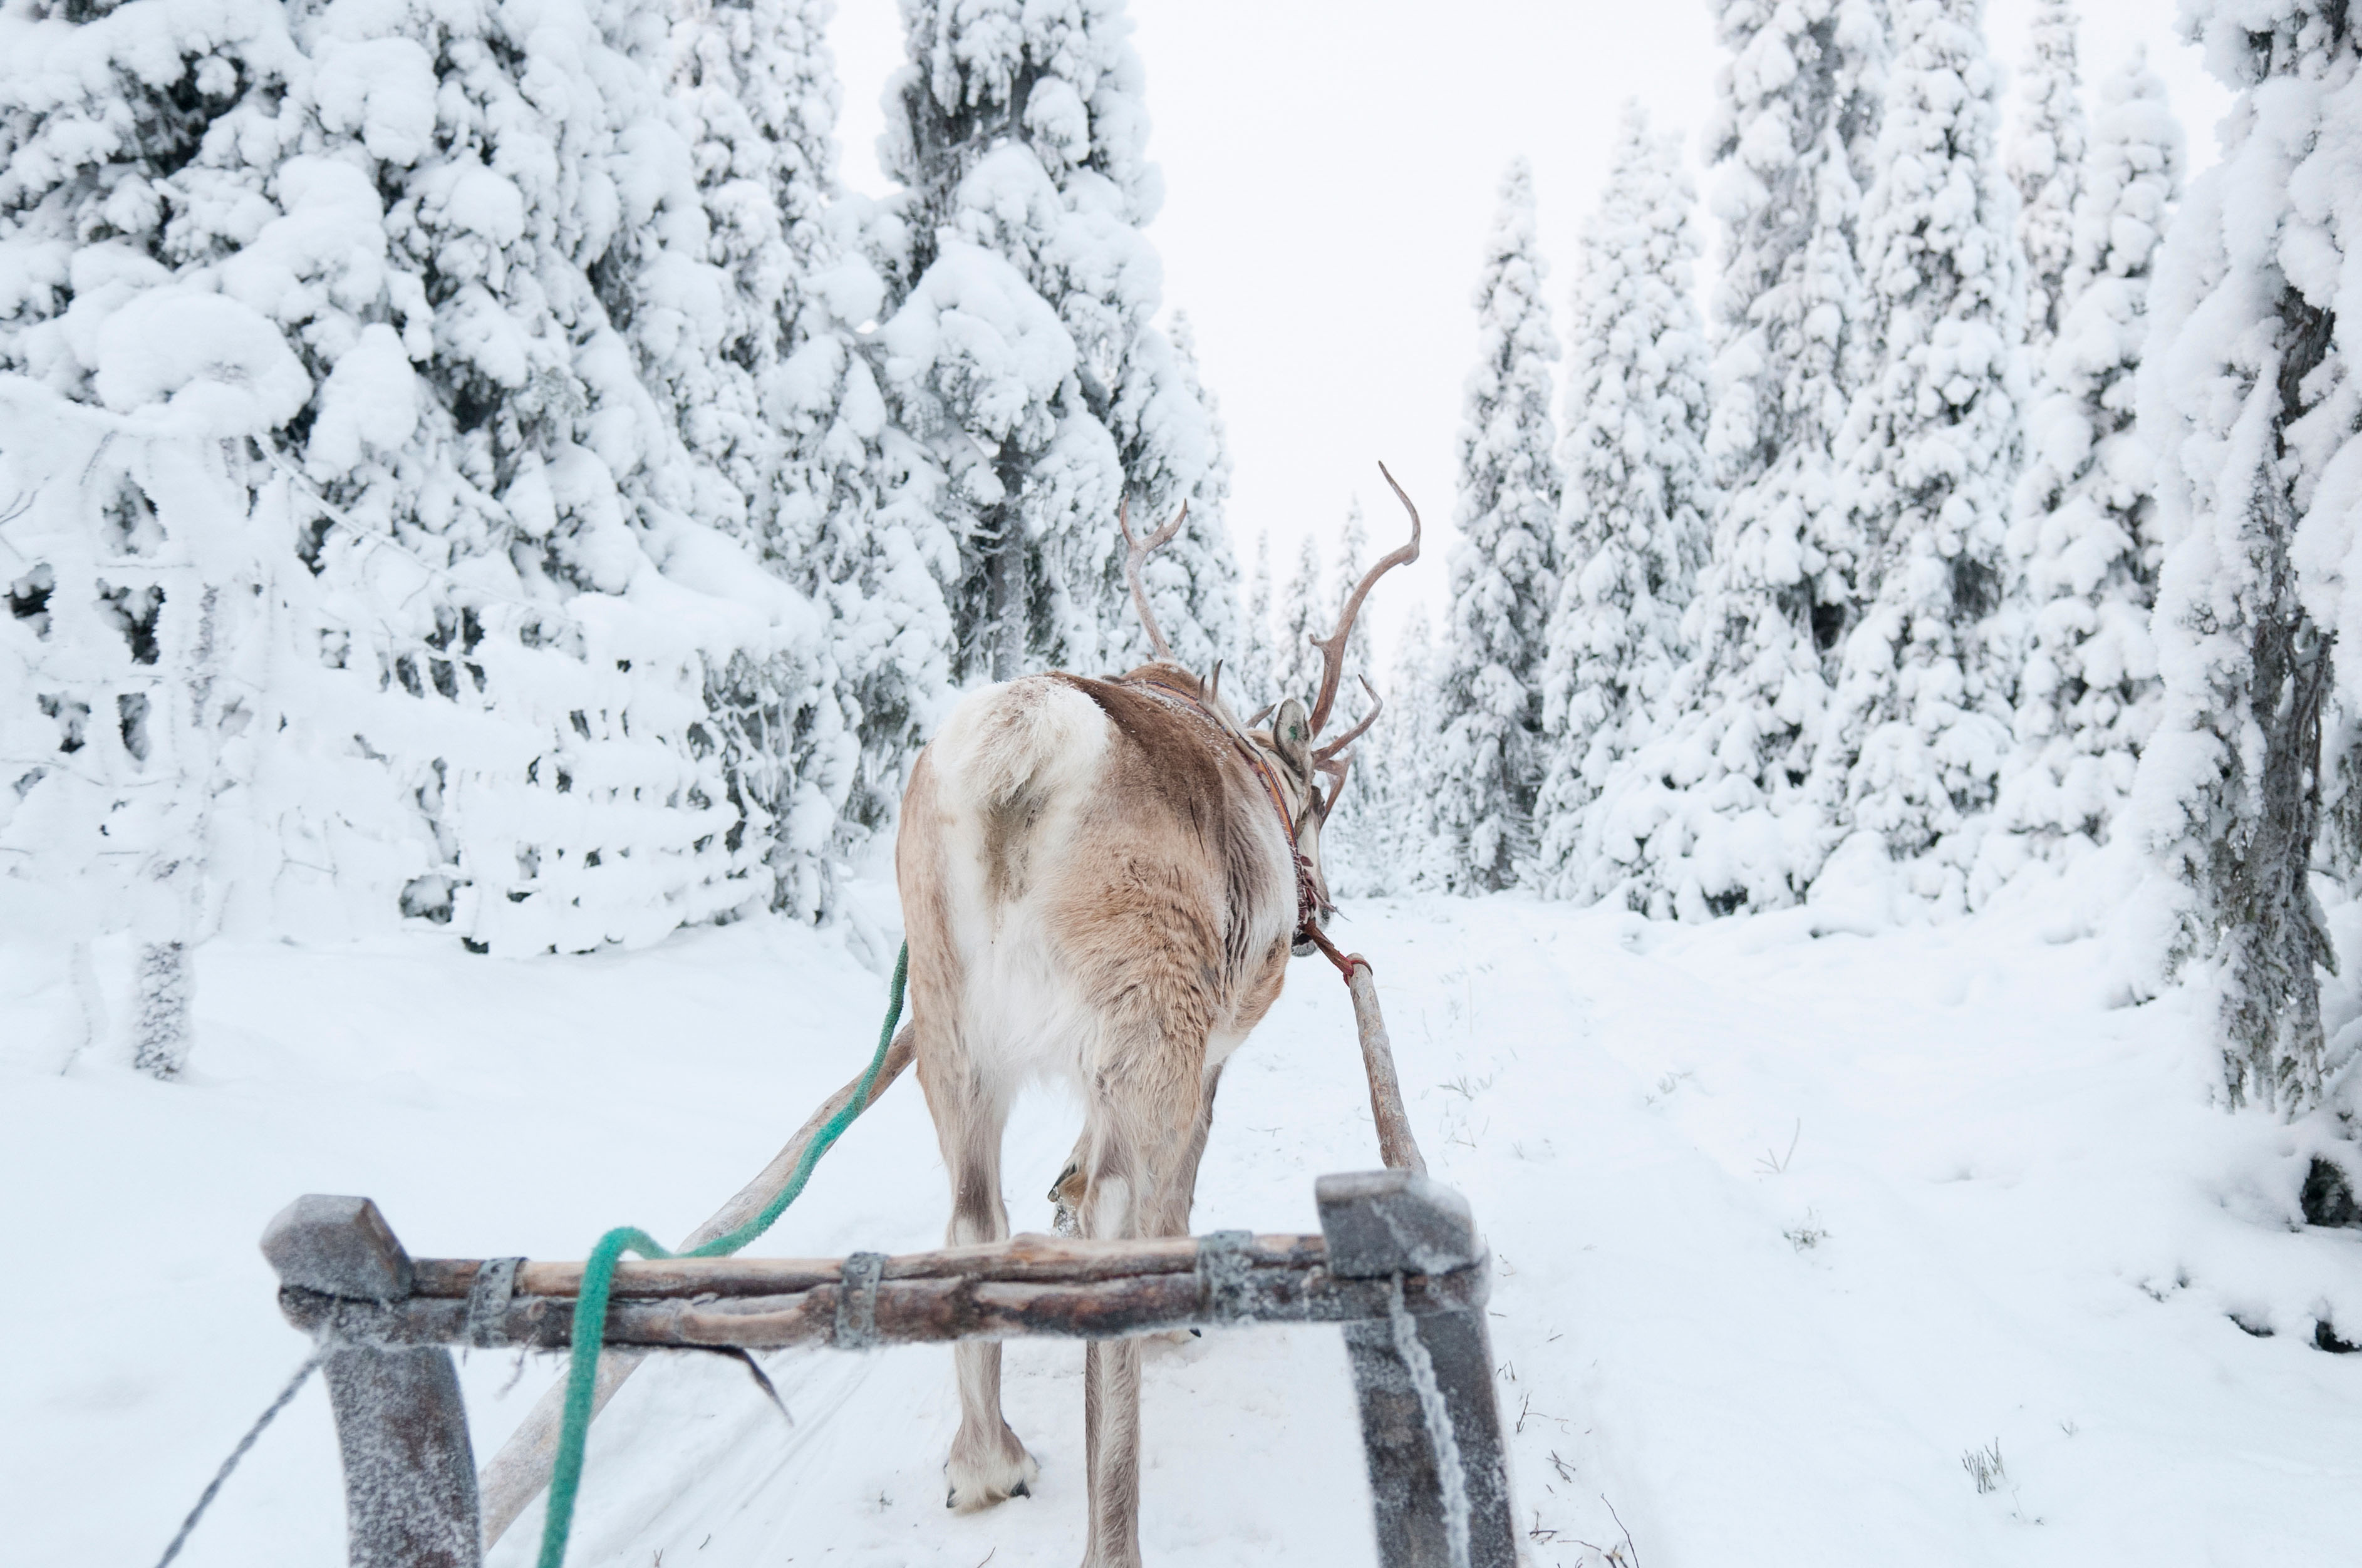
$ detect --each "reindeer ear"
[1271,697,1313,781]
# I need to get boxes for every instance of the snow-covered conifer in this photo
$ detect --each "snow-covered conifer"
[2005,0,2089,349]
[777,304,955,838]
[0,0,302,1070]
[878,0,1235,681]
[1317,496,1381,875]
[1596,0,1886,917]
[1812,0,2023,890]
[1106,310,1241,676]
[2135,0,2361,1112]
[1533,105,1715,905]
[0,0,861,1021]
[1274,532,1325,708]
[660,0,842,552]
[1434,158,1560,892]
[1238,530,1275,713]
[1990,51,2180,872]
[1330,497,1376,681]
[1334,606,1449,897]
[715,13,955,842]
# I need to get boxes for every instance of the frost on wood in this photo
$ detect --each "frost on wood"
[1811,0,2023,901]
[1585,0,1885,919]
[1987,51,2181,884]
[1435,158,1561,894]
[2133,0,2359,1113]
[1533,105,1716,909]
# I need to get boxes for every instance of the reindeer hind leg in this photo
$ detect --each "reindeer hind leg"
[918,1041,1039,1512]
[1077,1041,1209,1568]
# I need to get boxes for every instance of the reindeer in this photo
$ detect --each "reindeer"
[893,468,1420,1567]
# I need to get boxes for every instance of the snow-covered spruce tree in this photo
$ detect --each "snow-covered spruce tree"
[1274,531,1325,708]
[1109,309,1240,676]
[0,0,859,1021]
[1333,604,1449,897]
[2005,0,2088,350]
[1532,104,1716,907]
[1315,495,1383,879]
[657,0,840,552]
[1237,528,1275,713]
[1330,497,1376,680]
[293,0,855,936]
[1434,157,1561,893]
[1811,0,2023,895]
[1602,0,1887,918]
[774,307,954,843]
[699,6,956,844]
[2134,0,2360,1113]
[0,0,304,1073]
[877,0,1235,682]
[1989,50,2180,874]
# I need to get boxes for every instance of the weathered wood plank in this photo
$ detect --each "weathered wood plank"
[261,1197,481,1568]
[409,1231,1329,1301]
[1318,1170,1514,1568]
[1346,964,1427,1175]
[281,1256,1483,1352]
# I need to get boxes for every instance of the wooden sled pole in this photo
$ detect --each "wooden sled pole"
[1305,926,1426,1177]
[475,1023,915,1547]
[1344,961,1426,1175]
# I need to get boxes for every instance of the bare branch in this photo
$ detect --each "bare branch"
[1307,462,1421,735]
[1119,495,1188,664]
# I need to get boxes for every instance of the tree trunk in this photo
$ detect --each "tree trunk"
[2217,291,2341,1112]
[130,939,193,1079]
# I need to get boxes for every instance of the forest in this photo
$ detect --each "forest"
[3,1,2360,1565]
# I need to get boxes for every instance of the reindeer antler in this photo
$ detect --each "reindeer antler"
[1313,676,1382,766]
[1307,462,1421,736]
[1312,750,1350,825]
[1119,495,1189,663]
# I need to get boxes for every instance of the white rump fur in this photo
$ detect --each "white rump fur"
[924,678,1118,1086]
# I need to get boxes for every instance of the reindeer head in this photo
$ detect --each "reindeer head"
[1121,466,1422,956]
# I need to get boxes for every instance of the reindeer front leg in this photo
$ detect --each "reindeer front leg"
[917,1040,1039,1511]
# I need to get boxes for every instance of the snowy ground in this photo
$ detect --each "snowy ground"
[8,871,2362,1567]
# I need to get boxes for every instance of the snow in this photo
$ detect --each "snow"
[9,873,2362,1567]
[4,1,2362,1559]
[92,288,311,432]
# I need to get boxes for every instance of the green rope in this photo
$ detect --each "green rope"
[536,940,909,1568]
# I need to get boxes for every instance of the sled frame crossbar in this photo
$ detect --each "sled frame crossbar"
[264,1169,1518,1568]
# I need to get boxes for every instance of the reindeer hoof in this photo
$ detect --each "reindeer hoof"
[1049,1159,1085,1237]
[945,1443,1040,1512]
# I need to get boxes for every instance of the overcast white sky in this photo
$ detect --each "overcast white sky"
[826,1,2230,658]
